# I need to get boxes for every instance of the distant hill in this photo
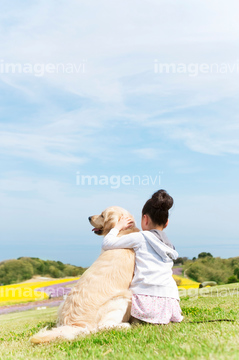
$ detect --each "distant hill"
[0,257,87,285]
[184,256,239,285]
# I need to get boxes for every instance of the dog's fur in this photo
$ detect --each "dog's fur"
[31,206,139,344]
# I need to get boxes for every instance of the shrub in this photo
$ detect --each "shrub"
[227,276,238,284]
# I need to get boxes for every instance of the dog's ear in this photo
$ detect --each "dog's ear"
[104,212,118,225]
[102,210,120,235]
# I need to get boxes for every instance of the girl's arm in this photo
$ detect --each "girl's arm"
[102,216,141,251]
[102,228,141,250]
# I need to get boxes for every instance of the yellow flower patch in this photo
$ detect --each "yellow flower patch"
[173,275,200,289]
[0,277,80,303]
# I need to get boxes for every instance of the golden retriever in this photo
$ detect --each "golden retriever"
[31,206,139,344]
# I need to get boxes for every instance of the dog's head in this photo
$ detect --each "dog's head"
[89,206,137,236]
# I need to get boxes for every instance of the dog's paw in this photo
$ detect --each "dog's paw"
[98,322,131,331]
[116,322,131,329]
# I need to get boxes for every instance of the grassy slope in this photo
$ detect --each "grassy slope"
[1,284,239,360]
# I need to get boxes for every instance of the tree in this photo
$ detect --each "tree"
[227,275,238,284]
[174,257,188,265]
[49,266,62,278]
[198,252,213,259]
[174,257,184,265]
[234,267,239,279]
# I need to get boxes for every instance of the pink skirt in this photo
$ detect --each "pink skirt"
[131,294,183,324]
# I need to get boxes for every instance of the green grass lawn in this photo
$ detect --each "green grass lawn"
[1,284,239,360]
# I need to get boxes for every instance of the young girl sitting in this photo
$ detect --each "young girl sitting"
[102,189,183,325]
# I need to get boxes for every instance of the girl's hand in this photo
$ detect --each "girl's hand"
[115,216,135,231]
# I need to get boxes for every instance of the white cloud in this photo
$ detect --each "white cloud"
[1,0,239,159]
[0,105,129,165]
[163,116,239,156]
[0,130,87,164]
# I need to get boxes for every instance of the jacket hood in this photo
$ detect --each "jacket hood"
[143,230,178,261]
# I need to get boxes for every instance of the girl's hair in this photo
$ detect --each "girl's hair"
[142,189,174,226]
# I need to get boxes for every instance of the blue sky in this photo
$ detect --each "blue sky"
[1,0,239,266]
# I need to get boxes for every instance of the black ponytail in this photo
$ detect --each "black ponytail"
[142,189,173,226]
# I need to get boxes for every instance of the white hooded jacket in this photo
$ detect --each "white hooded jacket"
[102,228,180,300]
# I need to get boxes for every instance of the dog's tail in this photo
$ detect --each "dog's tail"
[30,325,89,344]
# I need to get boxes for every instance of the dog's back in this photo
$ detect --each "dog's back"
[58,248,135,329]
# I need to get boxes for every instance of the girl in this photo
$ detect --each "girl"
[102,189,183,325]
